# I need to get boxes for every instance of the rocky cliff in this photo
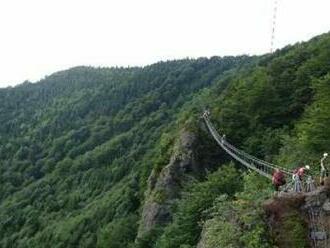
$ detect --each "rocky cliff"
[264,179,330,247]
[137,131,204,237]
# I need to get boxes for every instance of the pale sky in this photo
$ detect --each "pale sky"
[0,0,329,87]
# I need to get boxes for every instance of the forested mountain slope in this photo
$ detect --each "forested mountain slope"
[0,56,253,247]
[0,32,329,248]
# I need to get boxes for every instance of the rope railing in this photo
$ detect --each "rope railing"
[222,140,292,175]
[203,115,292,180]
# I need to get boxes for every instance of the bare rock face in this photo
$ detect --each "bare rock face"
[137,131,201,238]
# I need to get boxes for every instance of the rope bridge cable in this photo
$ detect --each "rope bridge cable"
[203,115,292,180]
[222,139,292,174]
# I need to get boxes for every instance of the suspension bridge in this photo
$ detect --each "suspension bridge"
[203,112,329,247]
[203,113,292,182]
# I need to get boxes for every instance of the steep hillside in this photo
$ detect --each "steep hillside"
[150,32,330,248]
[0,32,329,248]
[0,57,252,247]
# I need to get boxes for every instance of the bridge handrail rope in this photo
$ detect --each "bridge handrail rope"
[222,139,292,175]
[223,143,276,176]
[205,117,291,174]
[203,115,292,180]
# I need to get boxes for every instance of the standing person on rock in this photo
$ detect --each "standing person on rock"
[320,153,328,185]
[272,168,286,192]
[294,165,310,181]
[293,165,310,192]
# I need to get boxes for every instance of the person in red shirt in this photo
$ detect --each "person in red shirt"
[294,165,310,180]
[272,169,286,191]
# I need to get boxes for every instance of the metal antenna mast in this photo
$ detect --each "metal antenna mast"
[270,0,278,53]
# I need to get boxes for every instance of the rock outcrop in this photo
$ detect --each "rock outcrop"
[264,178,330,248]
[137,131,203,238]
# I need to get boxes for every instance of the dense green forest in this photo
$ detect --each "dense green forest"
[0,32,329,247]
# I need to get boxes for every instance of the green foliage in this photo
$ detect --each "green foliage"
[0,32,329,247]
[97,214,138,248]
[275,211,309,248]
[297,75,330,153]
[135,227,164,248]
[155,164,243,248]
[0,57,251,247]
[276,75,330,173]
[198,173,273,248]
[201,217,242,248]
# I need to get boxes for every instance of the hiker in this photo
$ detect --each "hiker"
[293,165,310,192]
[272,168,286,191]
[293,165,310,181]
[320,153,328,185]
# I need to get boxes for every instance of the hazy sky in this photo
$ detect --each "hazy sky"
[0,0,329,87]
